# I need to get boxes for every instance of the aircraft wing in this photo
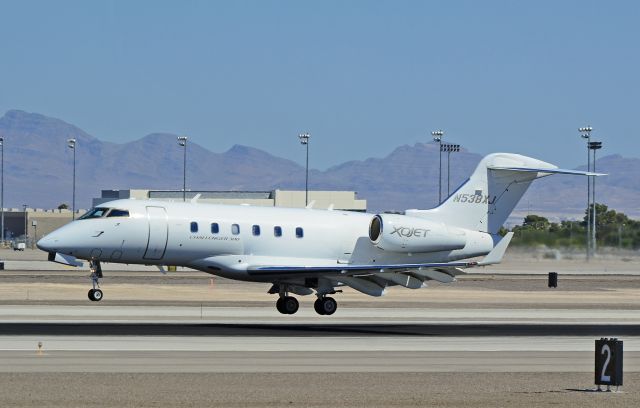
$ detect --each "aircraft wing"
[250,232,513,275]
[250,260,475,275]
[197,233,513,297]
[251,260,476,295]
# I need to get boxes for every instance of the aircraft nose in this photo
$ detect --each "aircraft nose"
[36,235,55,252]
[37,229,68,253]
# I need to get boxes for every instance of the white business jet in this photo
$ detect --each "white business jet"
[37,153,599,315]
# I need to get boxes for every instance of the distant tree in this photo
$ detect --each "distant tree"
[582,203,616,227]
[522,214,550,230]
[57,203,69,210]
[509,205,640,249]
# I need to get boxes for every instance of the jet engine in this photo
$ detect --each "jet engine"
[368,214,467,253]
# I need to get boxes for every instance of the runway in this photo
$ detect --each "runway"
[1,307,639,373]
[2,261,640,406]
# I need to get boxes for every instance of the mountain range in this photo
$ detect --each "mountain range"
[0,109,638,222]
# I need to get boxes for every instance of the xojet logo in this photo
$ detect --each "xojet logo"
[390,226,430,238]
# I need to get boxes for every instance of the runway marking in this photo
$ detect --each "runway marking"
[2,305,640,321]
[1,336,640,352]
[1,350,640,373]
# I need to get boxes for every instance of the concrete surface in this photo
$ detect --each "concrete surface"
[1,256,639,407]
[1,372,636,408]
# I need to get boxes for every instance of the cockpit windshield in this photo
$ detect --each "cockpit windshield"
[79,207,110,219]
[107,209,130,217]
[78,207,130,220]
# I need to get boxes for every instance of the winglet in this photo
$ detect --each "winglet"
[305,200,316,209]
[478,232,514,266]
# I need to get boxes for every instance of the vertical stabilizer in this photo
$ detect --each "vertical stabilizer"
[406,153,563,234]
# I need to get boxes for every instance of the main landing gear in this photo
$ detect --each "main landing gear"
[314,296,337,315]
[276,296,299,315]
[88,260,103,302]
[274,295,338,315]
[272,283,340,315]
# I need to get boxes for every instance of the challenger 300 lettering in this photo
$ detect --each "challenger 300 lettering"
[37,153,601,315]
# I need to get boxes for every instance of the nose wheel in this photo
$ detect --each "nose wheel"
[88,288,103,301]
[88,260,104,302]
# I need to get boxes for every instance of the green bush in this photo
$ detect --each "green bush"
[508,204,640,249]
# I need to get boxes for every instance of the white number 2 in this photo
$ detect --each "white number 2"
[601,344,611,382]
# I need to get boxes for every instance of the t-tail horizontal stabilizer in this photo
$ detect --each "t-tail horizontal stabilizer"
[488,166,606,177]
[478,232,514,266]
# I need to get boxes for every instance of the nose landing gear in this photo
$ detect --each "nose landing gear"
[88,260,103,302]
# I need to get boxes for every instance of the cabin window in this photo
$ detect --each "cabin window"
[252,225,261,236]
[274,226,282,237]
[79,207,109,219]
[107,209,130,218]
[296,227,304,238]
[232,224,240,235]
[190,222,198,233]
[211,223,219,234]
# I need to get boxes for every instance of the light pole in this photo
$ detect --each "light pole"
[589,140,602,255]
[579,126,592,260]
[32,220,37,250]
[67,138,76,220]
[177,136,188,201]
[442,143,460,198]
[432,130,444,204]
[298,132,310,206]
[22,204,27,245]
[0,136,4,245]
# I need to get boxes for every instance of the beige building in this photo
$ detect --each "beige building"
[2,207,86,247]
[93,189,367,212]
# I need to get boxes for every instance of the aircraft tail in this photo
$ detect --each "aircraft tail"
[405,153,601,235]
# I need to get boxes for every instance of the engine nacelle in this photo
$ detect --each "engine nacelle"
[368,214,467,253]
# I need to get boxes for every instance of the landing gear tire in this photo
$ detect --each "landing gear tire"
[88,288,103,302]
[314,297,337,315]
[276,296,299,315]
[314,298,326,315]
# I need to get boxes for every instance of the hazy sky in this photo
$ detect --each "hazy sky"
[1,0,637,169]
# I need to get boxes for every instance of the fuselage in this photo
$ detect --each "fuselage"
[37,199,495,282]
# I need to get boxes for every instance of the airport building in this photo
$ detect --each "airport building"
[92,189,367,212]
[2,207,83,248]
